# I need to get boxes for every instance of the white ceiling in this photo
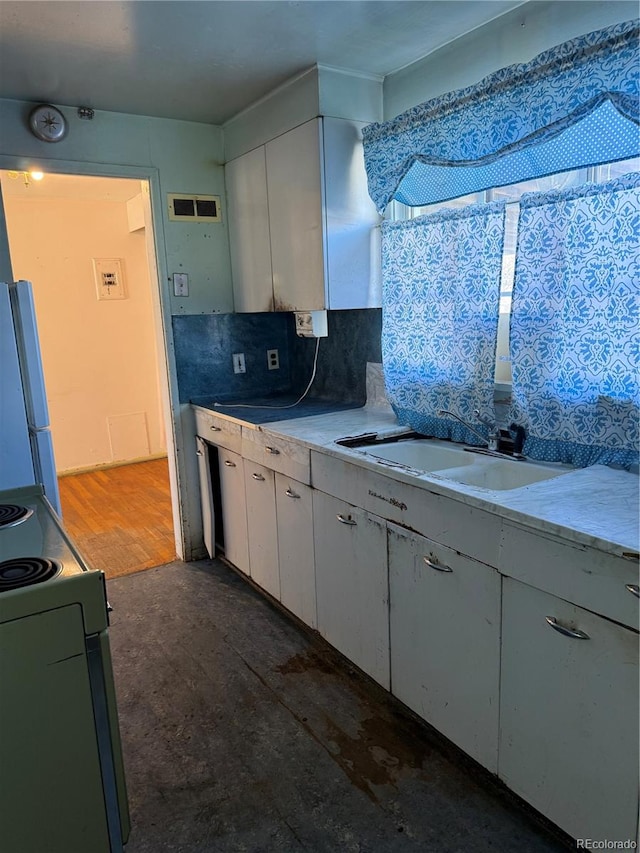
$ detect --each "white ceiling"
[0,0,527,125]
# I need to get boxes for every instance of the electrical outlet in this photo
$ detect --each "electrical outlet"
[232,353,246,374]
[267,348,279,370]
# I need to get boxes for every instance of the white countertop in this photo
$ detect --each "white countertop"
[251,406,640,557]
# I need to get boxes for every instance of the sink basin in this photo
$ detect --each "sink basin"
[437,459,569,491]
[351,435,573,492]
[363,439,474,471]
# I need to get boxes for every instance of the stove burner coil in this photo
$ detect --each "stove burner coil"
[0,504,33,528]
[0,557,61,591]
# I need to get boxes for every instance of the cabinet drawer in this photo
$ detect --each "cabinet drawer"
[193,407,242,453]
[241,430,310,484]
[499,522,639,629]
[311,450,501,567]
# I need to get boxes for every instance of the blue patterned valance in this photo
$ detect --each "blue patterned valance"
[510,173,640,469]
[382,202,505,444]
[363,20,640,212]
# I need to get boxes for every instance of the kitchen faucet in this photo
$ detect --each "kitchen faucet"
[438,409,525,460]
[438,409,499,450]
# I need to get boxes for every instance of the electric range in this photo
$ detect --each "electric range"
[0,483,130,853]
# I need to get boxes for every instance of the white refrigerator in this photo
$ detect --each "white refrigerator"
[0,279,61,515]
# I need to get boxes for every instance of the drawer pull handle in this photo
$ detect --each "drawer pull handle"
[224,460,236,468]
[336,514,357,526]
[210,425,222,432]
[423,555,452,573]
[252,473,265,481]
[285,488,300,499]
[545,616,589,640]
[265,446,280,455]
[626,584,640,598]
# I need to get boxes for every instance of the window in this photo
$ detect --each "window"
[395,156,640,386]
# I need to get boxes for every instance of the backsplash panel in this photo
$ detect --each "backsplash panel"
[172,313,291,403]
[173,308,382,405]
[290,309,382,404]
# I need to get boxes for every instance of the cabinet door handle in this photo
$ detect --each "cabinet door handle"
[252,473,265,481]
[224,459,236,468]
[265,446,280,455]
[336,514,357,526]
[285,488,300,499]
[545,616,590,640]
[196,450,204,457]
[210,425,221,432]
[423,555,452,572]
[626,584,640,598]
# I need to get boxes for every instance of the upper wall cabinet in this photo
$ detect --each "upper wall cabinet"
[226,117,382,313]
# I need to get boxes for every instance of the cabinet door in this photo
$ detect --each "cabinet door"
[266,119,326,311]
[195,436,215,558]
[226,147,273,312]
[244,461,280,599]
[388,525,501,772]
[218,448,250,575]
[313,490,389,688]
[499,578,639,842]
[275,474,315,628]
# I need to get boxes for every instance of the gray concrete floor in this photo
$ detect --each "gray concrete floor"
[108,559,571,853]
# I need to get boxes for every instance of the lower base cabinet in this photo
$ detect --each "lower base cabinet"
[388,523,501,772]
[218,448,250,576]
[244,462,280,599]
[313,490,389,688]
[275,474,316,628]
[499,577,639,843]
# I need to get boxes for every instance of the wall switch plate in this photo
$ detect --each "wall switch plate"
[232,353,246,374]
[267,349,279,370]
[173,273,189,297]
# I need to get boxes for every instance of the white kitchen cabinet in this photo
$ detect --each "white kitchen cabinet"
[499,577,639,842]
[313,490,389,688]
[265,118,326,311]
[275,473,316,628]
[244,461,280,599]
[225,147,273,313]
[388,523,501,772]
[218,448,250,576]
[226,117,381,314]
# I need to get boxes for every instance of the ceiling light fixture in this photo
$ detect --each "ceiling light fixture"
[7,170,45,187]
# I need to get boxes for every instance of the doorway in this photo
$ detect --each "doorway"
[0,169,177,577]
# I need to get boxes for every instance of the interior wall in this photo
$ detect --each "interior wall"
[0,100,231,558]
[3,188,166,473]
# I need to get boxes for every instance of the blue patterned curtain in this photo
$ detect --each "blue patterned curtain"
[363,20,639,212]
[382,202,506,444]
[510,173,640,469]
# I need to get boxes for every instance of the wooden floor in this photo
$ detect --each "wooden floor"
[58,457,176,579]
